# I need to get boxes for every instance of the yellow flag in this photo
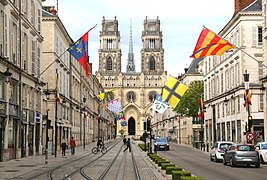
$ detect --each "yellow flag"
[98,93,106,101]
[162,76,188,109]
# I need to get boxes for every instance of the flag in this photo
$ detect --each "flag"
[198,98,204,120]
[190,27,235,58]
[55,70,60,103]
[98,92,106,101]
[68,25,96,76]
[113,111,125,121]
[106,98,123,113]
[120,120,127,126]
[151,94,169,114]
[162,76,188,109]
[243,91,252,107]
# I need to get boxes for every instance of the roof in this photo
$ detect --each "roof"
[242,0,262,12]
[186,57,203,73]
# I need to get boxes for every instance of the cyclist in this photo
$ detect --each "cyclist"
[97,137,104,149]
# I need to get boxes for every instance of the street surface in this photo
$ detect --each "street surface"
[158,142,267,180]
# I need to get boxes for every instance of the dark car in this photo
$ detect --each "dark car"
[223,144,260,168]
[154,137,169,151]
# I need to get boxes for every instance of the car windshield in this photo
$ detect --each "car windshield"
[219,143,232,149]
[261,143,267,150]
[156,138,167,143]
[237,145,255,151]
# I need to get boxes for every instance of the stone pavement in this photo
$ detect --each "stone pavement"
[0,139,167,180]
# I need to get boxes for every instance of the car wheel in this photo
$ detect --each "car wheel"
[214,155,218,162]
[230,158,235,167]
[260,155,264,164]
[223,157,227,165]
[210,154,213,161]
[255,164,260,168]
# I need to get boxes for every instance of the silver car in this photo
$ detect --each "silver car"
[223,144,260,168]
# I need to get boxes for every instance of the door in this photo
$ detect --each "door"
[128,117,135,135]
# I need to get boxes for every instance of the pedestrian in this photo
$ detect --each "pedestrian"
[123,136,127,144]
[123,138,131,152]
[61,139,67,157]
[70,136,76,155]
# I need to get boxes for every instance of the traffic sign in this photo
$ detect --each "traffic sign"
[246,132,254,141]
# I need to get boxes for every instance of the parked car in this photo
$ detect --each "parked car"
[209,141,234,162]
[154,137,170,151]
[255,142,267,163]
[222,144,260,168]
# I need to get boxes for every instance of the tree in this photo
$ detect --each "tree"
[174,80,204,117]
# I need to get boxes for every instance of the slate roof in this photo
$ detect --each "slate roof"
[186,57,203,74]
[242,0,262,12]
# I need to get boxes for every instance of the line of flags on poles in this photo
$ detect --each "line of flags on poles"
[62,25,252,125]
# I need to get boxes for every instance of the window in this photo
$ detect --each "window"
[148,91,157,102]
[31,41,36,75]
[0,77,3,99]
[258,61,264,80]
[148,38,155,49]
[258,27,263,46]
[259,94,264,111]
[126,91,136,102]
[149,57,155,70]
[106,57,112,70]
[148,24,155,32]
[252,26,262,46]
[107,39,112,49]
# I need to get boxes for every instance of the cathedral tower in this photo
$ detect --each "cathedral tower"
[98,16,122,75]
[141,16,164,75]
[126,19,136,73]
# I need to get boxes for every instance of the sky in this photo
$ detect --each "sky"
[43,0,234,77]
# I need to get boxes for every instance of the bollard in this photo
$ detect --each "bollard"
[45,149,48,164]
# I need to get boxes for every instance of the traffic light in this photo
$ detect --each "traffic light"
[147,118,151,131]
[248,115,252,132]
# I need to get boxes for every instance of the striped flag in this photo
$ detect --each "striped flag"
[198,98,204,120]
[190,27,235,58]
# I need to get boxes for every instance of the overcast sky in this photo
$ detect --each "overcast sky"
[43,0,234,77]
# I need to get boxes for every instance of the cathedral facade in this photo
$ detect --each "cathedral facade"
[96,16,167,136]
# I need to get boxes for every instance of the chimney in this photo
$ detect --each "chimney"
[234,0,255,15]
[50,6,57,16]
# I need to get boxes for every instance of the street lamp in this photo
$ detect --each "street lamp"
[83,97,86,149]
[44,85,50,164]
[243,70,252,143]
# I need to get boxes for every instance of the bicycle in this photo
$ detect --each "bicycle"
[92,145,107,154]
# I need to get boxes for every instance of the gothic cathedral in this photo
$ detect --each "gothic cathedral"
[96,16,167,136]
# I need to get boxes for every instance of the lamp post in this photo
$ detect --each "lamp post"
[54,69,58,157]
[44,85,50,164]
[83,97,86,149]
[244,70,252,143]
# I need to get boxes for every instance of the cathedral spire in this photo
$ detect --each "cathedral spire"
[126,19,136,73]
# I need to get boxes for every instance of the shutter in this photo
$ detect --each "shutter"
[252,26,257,47]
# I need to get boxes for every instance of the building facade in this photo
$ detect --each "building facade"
[96,16,167,137]
[0,0,43,161]
[204,0,265,146]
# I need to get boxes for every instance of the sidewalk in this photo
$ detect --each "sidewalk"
[0,141,99,179]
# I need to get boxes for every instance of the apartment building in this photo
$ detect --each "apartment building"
[204,0,265,146]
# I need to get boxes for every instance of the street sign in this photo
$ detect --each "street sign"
[246,132,254,141]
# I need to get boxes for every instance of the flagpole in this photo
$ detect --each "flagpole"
[39,25,97,79]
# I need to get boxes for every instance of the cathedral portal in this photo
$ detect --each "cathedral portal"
[128,117,136,135]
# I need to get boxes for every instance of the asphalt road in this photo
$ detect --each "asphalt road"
[158,142,267,180]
